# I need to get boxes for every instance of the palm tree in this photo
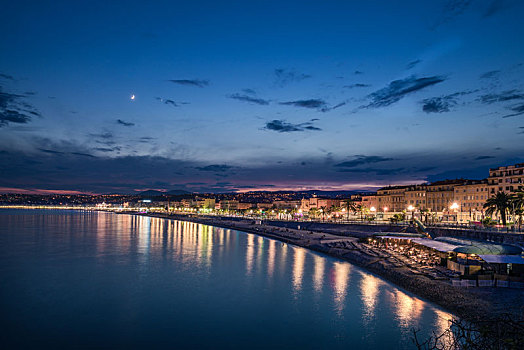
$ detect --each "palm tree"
[320,206,327,221]
[483,191,512,227]
[357,205,369,221]
[328,205,341,222]
[510,191,524,230]
[342,199,356,220]
[308,208,319,220]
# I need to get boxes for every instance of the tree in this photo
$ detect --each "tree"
[357,205,369,221]
[342,199,356,220]
[308,208,319,220]
[510,191,524,230]
[420,208,430,224]
[327,205,340,221]
[319,206,327,221]
[483,191,512,226]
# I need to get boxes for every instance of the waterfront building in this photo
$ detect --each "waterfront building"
[272,200,301,209]
[196,198,216,209]
[256,202,273,210]
[426,179,467,213]
[404,184,428,210]
[361,194,378,210]
[376,185,408,212]
[488,163,524,195]
[299,197,341,212]
[219,200,240,211]
[453,180,489,221]
[181,198,196,208]
[238,202,254,210]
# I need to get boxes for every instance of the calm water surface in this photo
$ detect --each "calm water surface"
[0,210,452,349]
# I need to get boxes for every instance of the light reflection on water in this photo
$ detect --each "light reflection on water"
[0,210,453,349]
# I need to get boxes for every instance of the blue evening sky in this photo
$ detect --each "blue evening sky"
[1,0,523,193]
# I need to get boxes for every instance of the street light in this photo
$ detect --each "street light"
[408,205,415,221]
[450,202,460,223]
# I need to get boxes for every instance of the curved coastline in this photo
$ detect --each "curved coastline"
[130,211,519,323]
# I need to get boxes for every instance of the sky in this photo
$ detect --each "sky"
[1,0,523,194]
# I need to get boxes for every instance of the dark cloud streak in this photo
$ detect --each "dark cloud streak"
[168,79,209,88]
[264,120,321,133]
[117,119,135,127]
[365,75,446,108]
[228,93,270,105]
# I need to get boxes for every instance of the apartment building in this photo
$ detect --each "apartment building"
[376,185,408,212]
[426,179,467,212]
[488,163,524,195]
[300,197,341,211]
[361,194,378,210]
[404,184,428,210]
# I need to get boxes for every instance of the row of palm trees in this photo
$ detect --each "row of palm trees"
[483,191,524,228]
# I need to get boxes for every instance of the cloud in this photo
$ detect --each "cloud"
[479,90,524,104]
[365,75,446,108]
[335,155,394,168]
[479,70,500,79]
[433,0,472,29]
[274,68,311,86]
[38,148,64,155]
[196,164,235,172]
[483,0,511,18]
[89,132,113,139]
[336,167,405,175]
[280,99,328,110]
[343,83,371,89]
[117,119,135,127]
[227,93,270,105]
[0,87,41,127]
[168,79,209,88]
[242,88,256,95]
[475,155,494,160]
[155,97,188,107]
[71,152,96,158]
[354,70,363,75]
[406,59,422,70]
[94,147,117,152]
[0,73,14,80]
[264,119,321,133]
[502,102,524,118]
[422,96,458,113]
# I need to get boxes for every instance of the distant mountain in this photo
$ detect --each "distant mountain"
[137,189,191,197]
[166,189,191,195]
[138,190,166,197]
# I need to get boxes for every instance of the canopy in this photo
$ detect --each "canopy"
[374,232,426,238]
[478,255,524,264]
[411,238,457,253]
[436,237,523,255]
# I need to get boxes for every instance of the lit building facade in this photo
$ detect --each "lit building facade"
[488,163,524,195]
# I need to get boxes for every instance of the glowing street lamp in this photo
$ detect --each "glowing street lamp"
[407,205,415,220]
[370,206,376,212]
[450,202,460,223]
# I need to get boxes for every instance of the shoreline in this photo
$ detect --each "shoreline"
[132,211,523,323]
[2,207,521,322]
